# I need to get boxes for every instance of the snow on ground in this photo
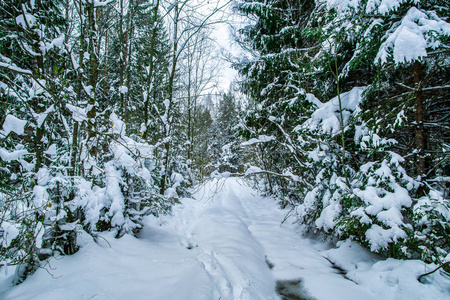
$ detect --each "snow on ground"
[1,178,449,299]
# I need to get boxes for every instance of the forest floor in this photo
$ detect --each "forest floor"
[0,178,448,300]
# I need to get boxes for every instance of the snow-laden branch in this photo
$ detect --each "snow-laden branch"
[0,62,32,75]
[211,166,300,183]
[240,135,275,146]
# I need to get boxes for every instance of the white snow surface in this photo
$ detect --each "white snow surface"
[241,135,275,146]
[1,179,448,299]
[0,148,28,162]
[1,115,26,136]
[66,104,89,122]
[118,86,128,94]
[110,113,126,136]
[94,0,115,7]
[305,87,365,135]
[376,7,450,64]
[0,222,19,248]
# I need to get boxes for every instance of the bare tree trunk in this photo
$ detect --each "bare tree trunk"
[86,1,99,159]
[187,53,192,161]
[29,0,45,172]
[119,0,125,119]
[124,0,134,123]
[103,29,108,98]
[143,0,160,140]
[160,2,179,194]
[414,60,426,196]
[69,0,86,177]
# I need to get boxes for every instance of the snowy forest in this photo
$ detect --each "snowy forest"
[1,0,449,299]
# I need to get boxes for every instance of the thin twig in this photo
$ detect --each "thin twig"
[418,262,450,283]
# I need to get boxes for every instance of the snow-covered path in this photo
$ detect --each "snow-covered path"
[1,178,448,299]
[170,178,374,299]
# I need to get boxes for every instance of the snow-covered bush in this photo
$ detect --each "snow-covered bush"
[336,150,418,257]
[71,113,167,237]
[39,168,79,259]
[0,107,169,281]
[289,69,450,261]
[0,192,41,284]
[413,190,450,264]
[297,116,449,263]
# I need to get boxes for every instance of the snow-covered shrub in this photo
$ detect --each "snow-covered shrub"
[298,91,450,261]
[336,150,418,257]
[296,88,362,237]
[0,191,42,284]
[1,166,80,283]
[166,155,190,199]
[75,113,164,237]
[38,168,79,259]
[413,190,450,264]
[297,144,348,237]
[338,153,450,263]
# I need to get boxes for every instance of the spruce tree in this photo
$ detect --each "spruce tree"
[213,92,241,173]
[236,0,450,262]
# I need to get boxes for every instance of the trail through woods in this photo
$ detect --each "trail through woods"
[1,179,448,299]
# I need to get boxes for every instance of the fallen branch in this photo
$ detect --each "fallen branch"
[418,261,450,283]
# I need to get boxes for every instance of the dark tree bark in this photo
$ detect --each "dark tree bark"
[414,60,427,196]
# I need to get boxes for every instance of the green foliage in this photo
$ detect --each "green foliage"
[212,92,242,173]
[413,192,450,263]
[236,0,450,263]
[0,0,183,283]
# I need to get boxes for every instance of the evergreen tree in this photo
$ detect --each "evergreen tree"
[0,0,74,282]
[234,0,321,200]
[191,105,214,180]
[212,92,241,173]
[132,0,170,142]
[236,0,450,263]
